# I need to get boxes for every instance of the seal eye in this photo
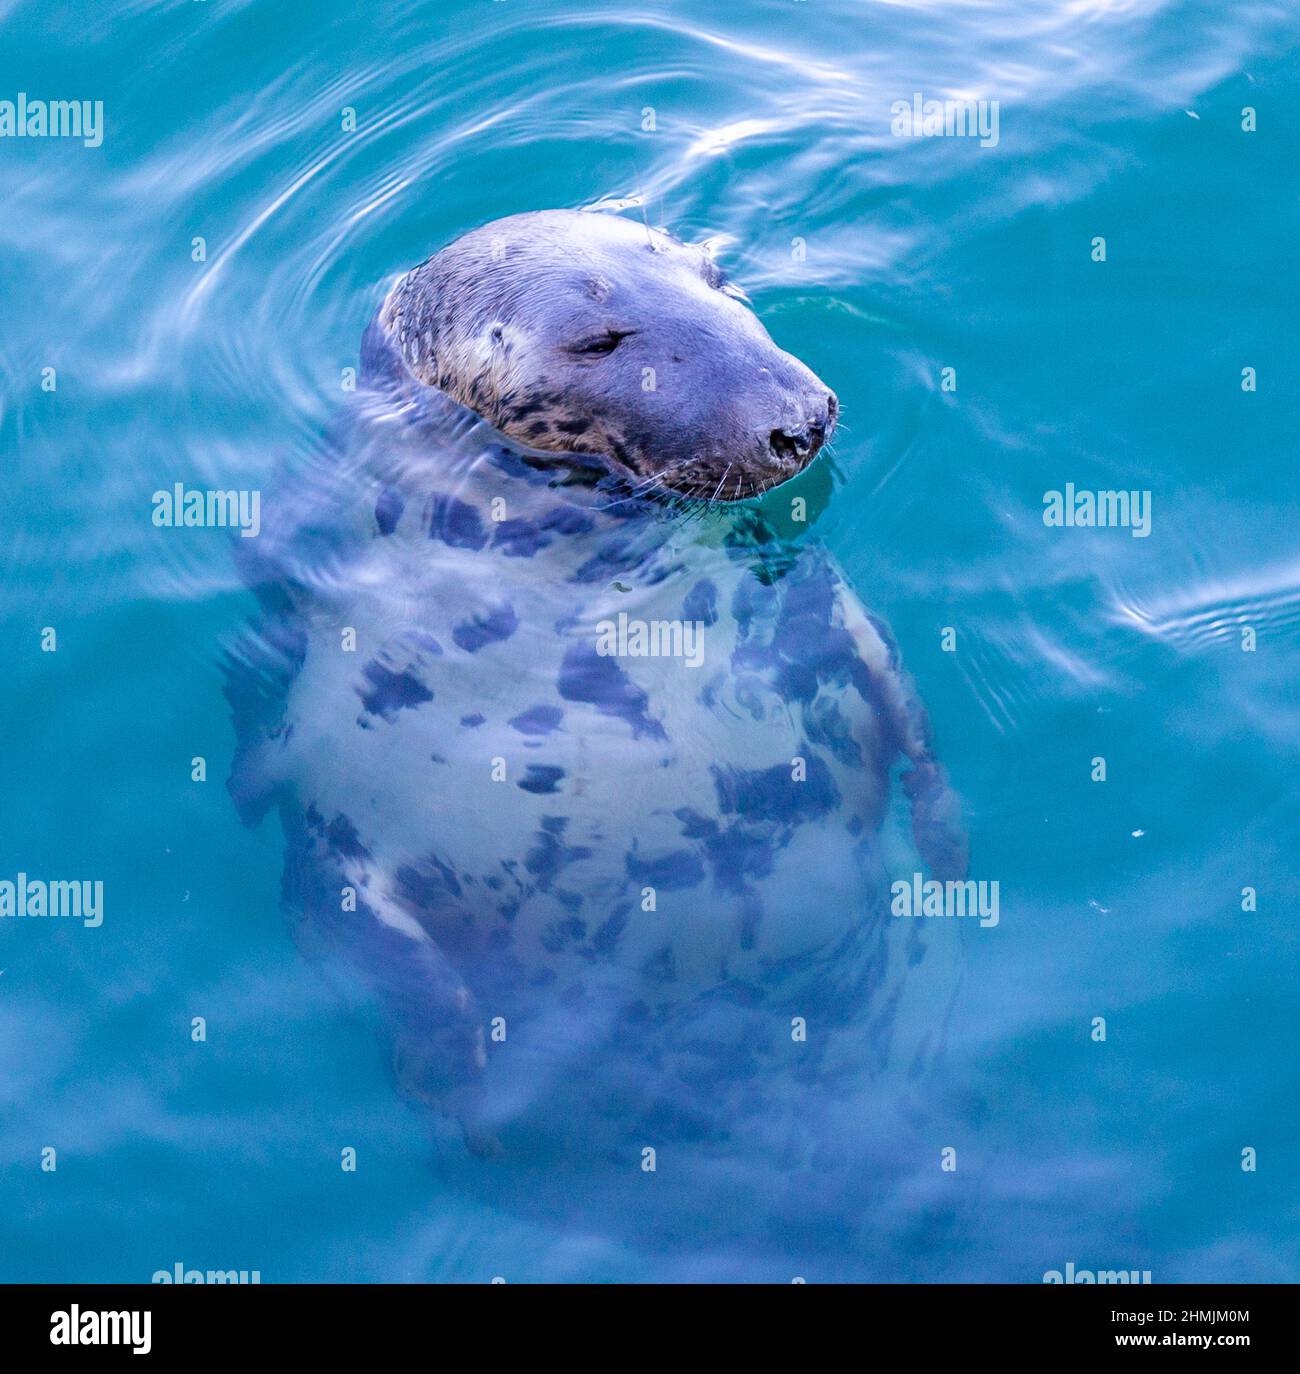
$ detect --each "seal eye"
[568,329,635,357]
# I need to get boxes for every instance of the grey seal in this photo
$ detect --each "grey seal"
[229,208,965,1157]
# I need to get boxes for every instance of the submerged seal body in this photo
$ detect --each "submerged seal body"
[228,209,965,1151]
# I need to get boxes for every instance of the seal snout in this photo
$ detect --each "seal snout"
[767,388,839,471]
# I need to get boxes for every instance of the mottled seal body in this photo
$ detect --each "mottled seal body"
[228,210,964,1147]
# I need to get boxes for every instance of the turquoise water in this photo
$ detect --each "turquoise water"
[2,0,1298,1283]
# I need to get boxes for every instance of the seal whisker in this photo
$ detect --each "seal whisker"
[588,465,677,512]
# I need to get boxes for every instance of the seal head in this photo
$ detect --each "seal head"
[378,209,838,500]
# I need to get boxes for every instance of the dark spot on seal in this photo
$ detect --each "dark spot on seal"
[492,518,548,558]
[591,901,632,956]
[460,713,486,727]
[524,816,592,887]
[804,696,865,767]
[452,602,519,652]
[546,507,597,538]
[375,485,404,535]
[518,764,565,794]
[509,706,564,735]
[673,807,778,895]
[485,443,558,487]
[712,758,839,824]
[541,914,587,953]
[490,503,593,558]
[571,536,649,584]
[625,848,707,890]
[395,853,464,905]
[683,578,719,627]
[730,563,781,640]
[304,805,372,861]
[428,495,488,550]
[557,643,666,740]
[357,661,433,720]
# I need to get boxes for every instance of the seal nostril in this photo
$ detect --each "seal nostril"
[768,391,836,466]
[769,429,803,463]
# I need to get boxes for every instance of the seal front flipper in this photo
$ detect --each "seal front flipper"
[899,755,967,882]
[354,899,496,1148]
[366,912,503,1156]
[837,589,969,882]
[278,806,496,1147]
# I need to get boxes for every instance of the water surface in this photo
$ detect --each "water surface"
[1,0,1297,1282]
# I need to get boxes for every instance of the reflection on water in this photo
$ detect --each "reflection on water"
[1,0,1297,1281]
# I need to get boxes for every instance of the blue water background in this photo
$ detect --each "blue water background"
[1,0,1297,1281]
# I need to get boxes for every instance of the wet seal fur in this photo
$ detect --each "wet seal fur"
[228,209,967,1157]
